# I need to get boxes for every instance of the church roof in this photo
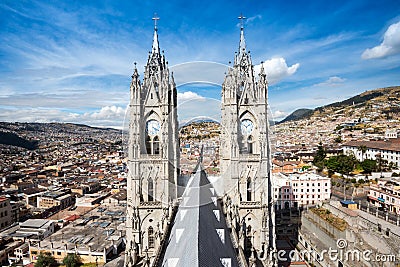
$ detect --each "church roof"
[158,163,240,267]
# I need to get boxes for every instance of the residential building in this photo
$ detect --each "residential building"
[37,191,74,210]
[368,180,400,213]
[0,197,12,230]
[29,202,125,265]
[343,138,400,167]
[10,219,55,241]
[273,172,331,208]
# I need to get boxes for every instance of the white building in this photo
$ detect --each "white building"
[385,129,398,139]
[368,180,400,214]
[11,219,55,241]
[273,172,331,209]
[343,139,400,167]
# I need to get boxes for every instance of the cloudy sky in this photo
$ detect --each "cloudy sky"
[1,0,400,128]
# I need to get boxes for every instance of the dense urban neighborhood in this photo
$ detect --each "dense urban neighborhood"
[0,87,400,266]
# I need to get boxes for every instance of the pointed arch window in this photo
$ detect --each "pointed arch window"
[146,135,152,154]
[247,178,252,201]
[153,136,160,155]
[245,225,253,253]
[148,226,155,248]
[148,179,154,202]
[247,135,253,154]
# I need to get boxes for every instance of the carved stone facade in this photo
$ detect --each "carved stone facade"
[125,24,179,267]
[125,18,276,267]
[220,25,276,266]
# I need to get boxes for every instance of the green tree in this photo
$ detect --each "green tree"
[313,142,326,171]
[334,135,342,143]
[62,254,82,267]
[34,252,57,267]
[361,159,377,174]
[326,154,358,177]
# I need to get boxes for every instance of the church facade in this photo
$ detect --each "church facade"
[125,18,276,267]
[220,23,276,265]
[124,21,180,266]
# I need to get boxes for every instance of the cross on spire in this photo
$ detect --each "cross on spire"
[238,13,246,29]
[152,13,160,30]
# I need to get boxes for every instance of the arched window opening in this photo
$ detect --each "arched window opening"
[148,179,154,202]
[245,225,253,255]
[153,136,160,155]
[146,135,151,154]
[247,179,252,201]
[247,135,253,154]
[148,226,155,248]
[246,225,252,236]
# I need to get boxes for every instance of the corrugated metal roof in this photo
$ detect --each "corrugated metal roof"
[158,163,239,267]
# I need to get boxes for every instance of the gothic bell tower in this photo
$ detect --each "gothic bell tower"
[125,16,179,267]
[220,16,276,266]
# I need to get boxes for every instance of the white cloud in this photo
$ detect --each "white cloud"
[255,58,300,84]
[362,21,400,59]
[0,106,128,129]
[87,105,126,120]
[271,110,287,120]
[177,91,205,103]
[314,76,346,87]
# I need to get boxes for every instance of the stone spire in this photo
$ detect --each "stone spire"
[151,14,160,55]
[237,14,247,58]
[234,14,252,75]
[145,14,164,78]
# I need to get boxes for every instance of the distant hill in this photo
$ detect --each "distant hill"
[179,117,220,128]
[279,108,313,124]
[0,122,121,150]
[0,131,38,150]
[279,86,400,123]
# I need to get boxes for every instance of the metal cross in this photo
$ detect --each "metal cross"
[152,13,160,29]
[238,13,246,28]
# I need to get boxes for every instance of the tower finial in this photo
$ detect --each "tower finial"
[151,14,160,54]
[238,14,247,55]
[238,13,246,29]
[152,13,160,30]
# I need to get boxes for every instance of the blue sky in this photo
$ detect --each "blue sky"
[1,0,400,128]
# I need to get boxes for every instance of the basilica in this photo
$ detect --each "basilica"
[125,16,276,267]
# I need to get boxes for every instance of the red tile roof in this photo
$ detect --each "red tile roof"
[344,138,400,152]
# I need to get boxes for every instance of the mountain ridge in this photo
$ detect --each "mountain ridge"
[279,86,400,124]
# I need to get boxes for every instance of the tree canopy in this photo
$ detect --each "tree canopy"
[34,252,57,267]
[313,142,326,170]
[326,154,358,177]
[62,254,82,267]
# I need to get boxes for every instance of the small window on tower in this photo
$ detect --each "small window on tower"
[247,136,253,154]
[148,226,155,248]
[247,179,252,201]
[146,135,152,154]
[151,93,153,99]
[153,136,160,155]
[148,179,154,202]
